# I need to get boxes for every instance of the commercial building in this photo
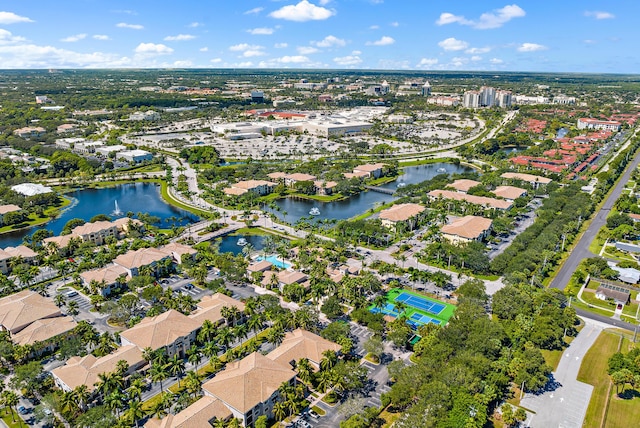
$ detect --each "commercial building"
[95,145,128,157]
[129,111,160,121]
[441,216,493,245]
[577,118,622,131]
[11,183,53,196]
[116,149,153,163]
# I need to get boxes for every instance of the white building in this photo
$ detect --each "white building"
[577,118,622,131]
[55,138,86,150]
[116,149,153,163]
[74,141,105,154]
[95,145,128,157]
[129,111,160,121]
[11,183,53,196]
[422,81,431,97]
[496,90,512,108]
[463,91,480,108]
[480,86,496,107]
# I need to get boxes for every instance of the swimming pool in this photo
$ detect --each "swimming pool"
[256,255,291,269]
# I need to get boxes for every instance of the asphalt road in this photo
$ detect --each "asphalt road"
[550,147,640,291]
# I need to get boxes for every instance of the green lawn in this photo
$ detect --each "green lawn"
[0,196,71,236]
[577,330,621,428]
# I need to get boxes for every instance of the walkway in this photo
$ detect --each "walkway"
[520,317,608,428]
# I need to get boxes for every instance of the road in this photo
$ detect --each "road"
[550,146,640,291]
[520,317,609,428]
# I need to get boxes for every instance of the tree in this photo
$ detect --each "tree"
[187,346,203,371]
[297,358,314,385]
[273,401,287,421]
[166,354,186,388]
[150,363,169,392]
[363,335,384,363]
[126,399,146,427]
[320,349,338,372]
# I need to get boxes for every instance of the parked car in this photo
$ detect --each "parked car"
[17,405,27,414]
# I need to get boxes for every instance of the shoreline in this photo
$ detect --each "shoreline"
[0,196,72,238]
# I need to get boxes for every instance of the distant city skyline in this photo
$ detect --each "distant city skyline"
[0,1,636,73]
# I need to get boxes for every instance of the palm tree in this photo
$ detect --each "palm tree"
[266,327,284,347]
[150,363,169,393]
[54,293,66,307]
[2,391,18,422]
[247,314,264,335]
[128,378,145,402]
[96,372,117,397]
[67,299,79,316]
[74,384,90,411]
[150,399,168,420]
[198,320,216,343]
[202,341,219,360]
[216,326,234,350]
[187,346,203,371]
[296,358,314,385]
[273,401,287,421]
[184,370,202,398]
[233,324,248,342]
[316,370,333,393]
[61,390,78,416]
[209,355,223,372]
[142,347,155,366]
[126,399,146,428]
[166,354,186,388]
[105,391,124,417]
[373,295,387,312]
[320,350,337,372]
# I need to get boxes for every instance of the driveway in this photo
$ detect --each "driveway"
[520,317,609,428]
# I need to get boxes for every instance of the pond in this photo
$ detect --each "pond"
[0,183,199,248]
[270,162,474,224]
[216,234,267,255]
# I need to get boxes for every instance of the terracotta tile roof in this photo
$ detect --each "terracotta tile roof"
[160,243,197,261]
[190,294,246,325]
[145,396,232,428]
[120,309,200,351]
[51,345,143,392]
[353,163,385,172]
[428,190,512,210]
[314,180,338,188]
[233,180,276,190]
[43,234,74,249]
[80,265,130,286]
[113,217,143,230]
[441,216,493,240]
[278,270,308,285]
[247,260,273,272]
[267,329,341,368]
[267,172,287,180]
[449,179,481,192]
[223,187,248,196]
[3,245,38,259]
[343,171,370,179]
[0,290,61,334]
[493,185,527,200]
[72,221,117,236]
[202,352,295,413]
[12,316,77,346]
[0,204,21,215]
[114,247,171,270]
[286,173,316,182]
[0,249,11,261]
[379,203,425,222]
[500,172,552,185]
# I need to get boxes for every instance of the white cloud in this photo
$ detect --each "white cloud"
[333,55,362,66]
[438,37,468,51]
[229,43,262,52]
[471,55,482,61]
[490,58,503,64]
[0,29,25,45]
[61,34,86,43]
[243,50,266,57]
[235,61,253,67]
[188,22,203,28]
[436,4,525,29]
[248,27,275,35]
[584,11,615,20]
[0,12,33,24]
[517,42,547,52]
[369,25,379,30]
[583,39,596,44]
[275,43,289,48]
[173,60,192,67]
[134,43,173,54]
[116,22,144,30]
[466,47,491,54]
[273,55,311,63]
[297,46,319,54]
[417,57,438,67]
[351,50,362,55]
[0,43,130,68]
[318,0,331,4]
[244,7,264,15]
[390,21,399,27]
[164,34,196,41]
[313,35,346,48]
[366,36,395,46]
[210,58,222,63]
[199,47,208,52]
[269,1,335,22]
[93,35,110,41]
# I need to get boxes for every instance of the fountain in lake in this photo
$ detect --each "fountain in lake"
[112,200,123,216]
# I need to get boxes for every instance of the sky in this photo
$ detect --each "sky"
[0,0,637,73]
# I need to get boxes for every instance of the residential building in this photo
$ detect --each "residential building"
[224,180,276,196]
[12,316,77,352]
[492,185,527,201]
[261,270,309,290]
[449,179,481,193]
[0,250,10,274]
[0,204,22,226]
[284,173,316,187]
[13,127,46,138]
[595,283,630,308]
[145,395,232,428]
[56,124,78,134]
[113,217,144,234]
[353,163,386,179]
[3,245,38,265]
[500,172,552,189]
[189,293,246,326]
[379,203,425,230]
[116,149,153,163]
[120,309,200,358]
[462,91,480,108]
[441,216,493,245]
[80,265,130,296]
[113,247,172,277]
[421,81,431,97]
[427,96,459,107]
[496,90,512,108]
[202,352,296,427]
[577,118,622,131]
[266,329,340,370]
[10,183,53,196]
[428,190,513,210]
[314,180,338,196]
[52,345,144,393]
[480,86,496,107]
[160,242,197,265]
[72,221,118,245]
[247,260,273,274]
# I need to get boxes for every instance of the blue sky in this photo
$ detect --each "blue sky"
[0,1,636,72]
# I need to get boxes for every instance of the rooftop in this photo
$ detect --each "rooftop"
[493,185,527,200]
[12,316,77,346]
[145,396,232,428]
[379,203,425,222]
[120,309,200,351]
[449,179,481,192]
[428,190,512,210]
[267,329,340,368]
[0,290,61,334]
[441,215,493,240]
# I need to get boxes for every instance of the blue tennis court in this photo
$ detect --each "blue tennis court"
[410,312,442,326]
[395,292,445,315]
[370,303,399,317]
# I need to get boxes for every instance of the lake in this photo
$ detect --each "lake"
[0,183,199,247]
[271,162,473,224]
[216,234,267,255]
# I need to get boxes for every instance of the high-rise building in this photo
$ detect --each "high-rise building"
[496,90,512,108]
[421,81,431,97]
[463,91,480,108]
[480,86,496,107]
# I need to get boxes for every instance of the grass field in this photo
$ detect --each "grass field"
[578,330,622,428]
[370,288,456,327]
